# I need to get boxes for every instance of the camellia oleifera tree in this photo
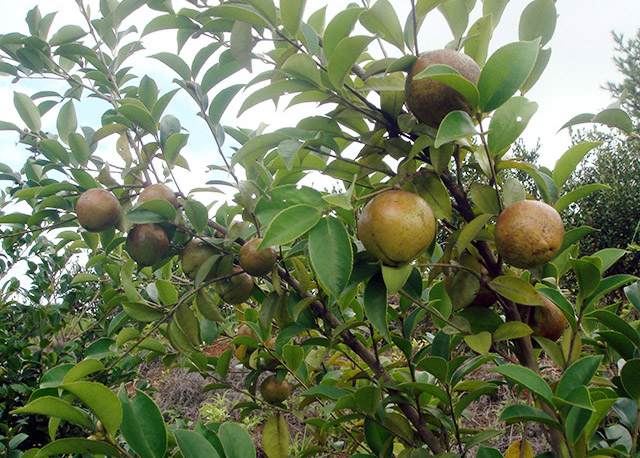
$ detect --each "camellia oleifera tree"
[2,1,640,458]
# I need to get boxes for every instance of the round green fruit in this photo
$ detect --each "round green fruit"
[138,183,179,208]
[181,239,218,280]
[125,224,169,266]
[495,200,565,268]
[357,190,436,266]
[76,188,121,232]
[519,295,567,342]
[238,238,277,276]
[405,49,481,128]
[259,375,291,404]
[213,266,253,304]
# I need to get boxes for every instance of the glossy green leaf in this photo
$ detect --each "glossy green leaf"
[277,139,303,170]
[282,53,321,85]
[167,316,196,353]
[438,0,469,41]
[230,20,253,71]
[262,413,289,458]
[456,214,492,253]
[119,388,167,458]
[68,133,90,166]
[123,301,164,322]
[142,14,198,36]
[624,281,640,314]
[591,248,627,274]
[14,92,41,132]
[209,84,244,127]
[556,356,602,400]
[499,404,561,429]
[195,290,225,322]
[381,263,413,295]
[478,40,540,112]
[592,108,635,134]
[520,47,551,94]
[62,360,105,384]
[492,321,533,342]
[569,258,601,299]
[552,141,601,190]
[359,0,404,51]
[259,204,321,249]
[71,272,100,284]
[232,132,289,166]
[488,97,538,156]
[464,332,491,357]
[322,7,363,59]
[163,133,189,167]
[588,310,640,347]
[327,36,374,89]
[355,386,381,416]
[414,64,480,108]
[492,365,553,404]
[175,429,221,458]
[156,279,178,305]
[49,25,87,46]
[57,100,77,144]
[219,422,256,458]
[308,216,352,298]
[464,14,493,66]
[413,173,452,220]
[118,104,157,133]
[34,438,120,457]
[60,382,122,436]
[116,327,141,347]
[151,52,192,81]
[281,0,306,37]
[489,276,543,306]
[621,359,640,402]
[175,304,201,347]
[585,274,638,309]
[203,5,269,27]
[434,110,478,148]
[554,184,610,212]
[184,199,209,234]
[364,274,391,342]
[11,397,93,430]
[519,0,557,46]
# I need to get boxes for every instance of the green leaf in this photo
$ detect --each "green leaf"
[202,5,269,27]
[14,92,41,132]
[163,133,189,167]
[489,276,543,306]
[238,80,313,116]
[60,382,122,437]
[591,248,627,274]
[381,263,413,295]
[123,301,164,322]
[492,365,553,404]
[262,413,290,458]
[11,397,93,430]
[520,47,551,94]
[49,25,87,46]
[355,386,381,416]
[196,290,225,323]
[281,0,307,37]
[456,214,492,253]
[464,14,493,66]
[209,84,244,127]
[259,204,322,249]
[277,139,303,170]
[308,216,353,298]
[569,258,601,298]
[184,199,209,234]
[585,274,638,309]
[364,274,391,342]
[488,97,538,156]
[175,304,201,347]
[34,438,120,457]
[554,184,610,213]
[282,53,321,85]
[359,0,404,51]
[327,35,374,89]
[556,356,603,400]
[465,332,492,357]
[323,7,363,60]
[438,0,470,41]
[174,429,221,458]
[434,110,479,147]
[414,64,480,107]
[592,108,635,134]
[118,104,157,133]
[413,173,452,220]
[587,310,640,347]
[71,272,100,285]
[282,344,304,371]
[232,132,290,166]
[68,133,90,166]
[493,321,533,342]
[142,14,198,36]
[552,142,601,190]
[621,359,640,402]
[478,40,540,112]
[57,100,77,144]
[62,360,105,384]
[499,405,561,429]
[231,21,253,71]
[218,422,256,458]
[119,388,167,458]
[519,0,557,46]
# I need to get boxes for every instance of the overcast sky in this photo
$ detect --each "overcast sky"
[0,0,639,179]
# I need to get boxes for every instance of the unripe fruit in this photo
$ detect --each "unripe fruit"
[357,190,436,266]
[181,239,218,280]
[238,238,277,276]
[518,295,567,342]
[76,188,121,232]
[213,266,253,304]
[405,49,481,127]
[125,224,169,266]
[259,375,291,404]
[495,200,565,268]
[138,183,179,208]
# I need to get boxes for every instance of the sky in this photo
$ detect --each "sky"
[0,1,639,184]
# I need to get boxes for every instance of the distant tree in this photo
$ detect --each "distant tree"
[563,31,640,276]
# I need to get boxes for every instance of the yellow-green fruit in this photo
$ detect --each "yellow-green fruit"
[126,223,169,266]
[181,239,218,280]
[405,49,481,128]
[238,238,277,276]
[495,200,565,268]
[76,188,121,232]
[138,183,179,208]
[213,266,254,304]
[259,375,291,404]
[519,295,567,342]
[357,190,436,266]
